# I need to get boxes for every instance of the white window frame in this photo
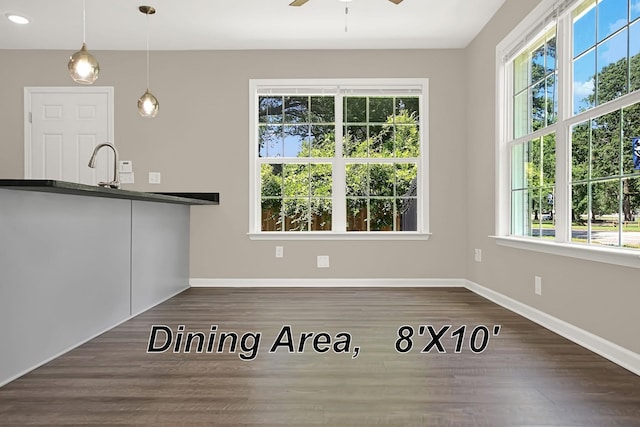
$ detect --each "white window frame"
[496,0,640,268]
[248,78,430,241]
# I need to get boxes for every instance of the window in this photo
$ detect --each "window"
[510,27,558,239]
[497,0,640,263]
[249,79,429,240]
[570,105,640,247]
[572,0,640,113]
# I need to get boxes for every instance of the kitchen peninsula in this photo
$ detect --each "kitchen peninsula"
[0,180,218,386]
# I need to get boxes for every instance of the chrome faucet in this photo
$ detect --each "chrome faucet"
[88,142,120,189]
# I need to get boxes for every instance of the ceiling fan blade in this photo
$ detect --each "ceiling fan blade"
[388,0,403,4]
[289,0,309,6]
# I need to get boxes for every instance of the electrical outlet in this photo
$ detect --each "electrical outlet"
[317,255,330,268]
[535,276,542,295]
[275,246,283,258]
[149,172,161,184]
[474,248,482,262]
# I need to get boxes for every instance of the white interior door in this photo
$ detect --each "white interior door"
[25,87,114,185]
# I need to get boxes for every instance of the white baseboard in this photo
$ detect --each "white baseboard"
[465,280,640,376]
[189,278,467,288]
[189,277,639,376]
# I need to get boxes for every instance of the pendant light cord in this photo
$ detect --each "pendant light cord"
[146,11,150,90]
[82,0,86,42]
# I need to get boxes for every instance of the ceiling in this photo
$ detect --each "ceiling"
[0,0,506,51]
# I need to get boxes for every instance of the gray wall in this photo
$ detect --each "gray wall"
[465,0,640,354]
[0,49,468,280]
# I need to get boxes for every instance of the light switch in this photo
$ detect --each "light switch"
[119,160,133,173]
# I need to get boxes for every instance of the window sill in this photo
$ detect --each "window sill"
[248,232,432,241]
[492,236,640,269]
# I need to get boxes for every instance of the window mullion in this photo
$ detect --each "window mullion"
[554,12,572,243]
[333,94,346,232]
[567,91,640,127]
[509,123,561,146]
[497,58,513,237]
[555,125,571,243]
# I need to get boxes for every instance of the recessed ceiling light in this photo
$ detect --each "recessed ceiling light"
[6,13,29,25]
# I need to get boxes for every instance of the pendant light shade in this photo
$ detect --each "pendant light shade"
[68,43,100,84]
[138,6,158,118]
[68,0,99,84]
[138,89,159,118]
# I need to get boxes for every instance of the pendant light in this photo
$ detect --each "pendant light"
[68,0,99,84]
[341,0,351,33]
[138,5,159,118]
[344,3,349,33]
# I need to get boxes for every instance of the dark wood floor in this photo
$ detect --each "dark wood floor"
[1,287,639,426]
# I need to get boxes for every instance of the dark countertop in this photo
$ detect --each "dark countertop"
[0,180,219,205]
